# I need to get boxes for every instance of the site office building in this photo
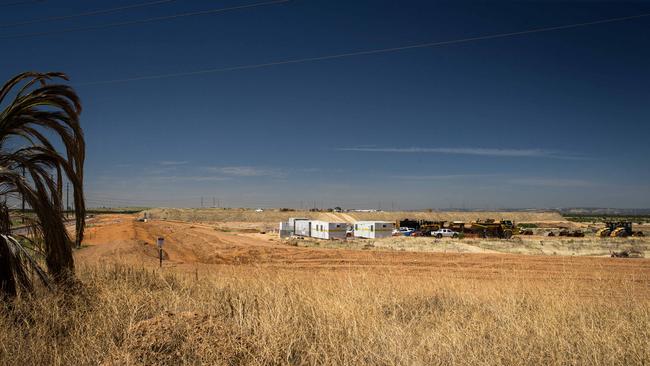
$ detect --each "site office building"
[279,217,309,238]
[295,220,347,240]
[353,221,395,239]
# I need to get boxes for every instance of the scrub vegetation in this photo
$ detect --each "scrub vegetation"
[1,264,649,366]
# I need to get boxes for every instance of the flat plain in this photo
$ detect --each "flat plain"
[2,209,649,365]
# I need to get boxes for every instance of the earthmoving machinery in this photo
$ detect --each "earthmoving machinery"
[559,230,585,237]
[469,219,517,239]
[448,221,467,233]
[395,219,445,236]
[597,221,645,237]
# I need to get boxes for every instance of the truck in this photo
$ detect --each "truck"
[467,219,517,239]
[431,228,459,238]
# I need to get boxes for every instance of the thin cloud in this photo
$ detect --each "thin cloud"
[508,177,596,187]
[151,175,231,182]
[393,174,502,180]
[204,166,284,177]
[336,147,584,159]
[159,160,189,166]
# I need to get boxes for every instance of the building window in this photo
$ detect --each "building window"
[371,225,374,231]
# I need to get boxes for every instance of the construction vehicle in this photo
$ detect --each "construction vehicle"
[597,221,644,238]
[396,218,524,239]
[468,219,517,239]
[559,230,585,237]
[395,219,445,236]
[448,221,467,233]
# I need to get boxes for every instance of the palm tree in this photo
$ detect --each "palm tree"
[0,72,85,298]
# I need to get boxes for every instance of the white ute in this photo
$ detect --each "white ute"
[431,228,459,238]
[392,227,415,235]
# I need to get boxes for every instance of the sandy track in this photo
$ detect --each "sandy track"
[76,215,650,293]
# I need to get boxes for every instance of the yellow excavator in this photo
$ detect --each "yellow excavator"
[597,221,644,237]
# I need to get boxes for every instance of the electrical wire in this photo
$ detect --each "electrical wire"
[0,0,290,39]
[0,0,45,8]
[77,12,650,86]
[0,0,176,29]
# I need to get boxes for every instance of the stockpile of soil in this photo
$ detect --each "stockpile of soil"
[144,208,565,224]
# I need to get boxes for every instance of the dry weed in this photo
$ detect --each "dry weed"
[0,264,648,365]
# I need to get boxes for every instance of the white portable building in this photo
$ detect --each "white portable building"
[309,220,347,240]
[279,222,293,238]
[278,218,310,238]
[353,221,395,239]
[288,217,309,226]
[294,219,312,237]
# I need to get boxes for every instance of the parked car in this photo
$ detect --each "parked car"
[392,227,415,236]
[431,228,459,238]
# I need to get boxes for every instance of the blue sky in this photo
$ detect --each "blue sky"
[2,0,649,209]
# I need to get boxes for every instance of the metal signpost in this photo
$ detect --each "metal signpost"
[157,237,164,267]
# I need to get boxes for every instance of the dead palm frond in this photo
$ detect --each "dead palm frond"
[0,72,85,297]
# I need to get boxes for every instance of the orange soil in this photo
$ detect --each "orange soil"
[76,215,650,296]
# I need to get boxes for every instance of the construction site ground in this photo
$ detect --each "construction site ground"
[75,214,650,298]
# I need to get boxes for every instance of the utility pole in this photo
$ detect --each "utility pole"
[200,196,203,208]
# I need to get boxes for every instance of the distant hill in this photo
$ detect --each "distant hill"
[558,208,650,215]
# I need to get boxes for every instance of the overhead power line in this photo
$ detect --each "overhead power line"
[0,0,176,29]
[0,0,290,39]
[0,0,44,8]
[78,12,650,86]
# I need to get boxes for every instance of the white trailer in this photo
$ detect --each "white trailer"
[353,221,395,239]
[279,218,310,238]
[309,220,347,240]
[294,219,312,237]
[288,217,309,226]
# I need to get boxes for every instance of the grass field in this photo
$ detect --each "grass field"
[1,264,648,366]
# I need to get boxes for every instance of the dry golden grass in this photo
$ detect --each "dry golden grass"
[369,236,650,257]
[1,264,648,365]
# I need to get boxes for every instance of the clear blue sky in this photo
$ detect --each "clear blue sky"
[2,0,649,209]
